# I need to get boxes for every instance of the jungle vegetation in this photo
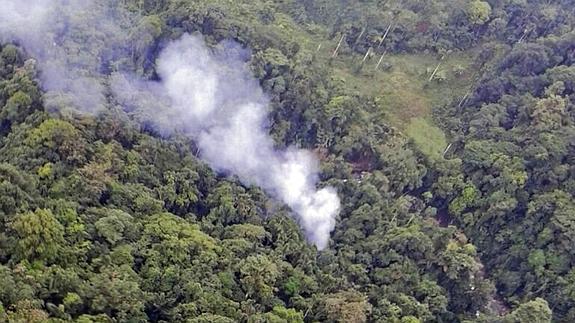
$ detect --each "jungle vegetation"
[0,0,573,322]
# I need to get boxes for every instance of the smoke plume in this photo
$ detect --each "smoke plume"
[0,0,340,249]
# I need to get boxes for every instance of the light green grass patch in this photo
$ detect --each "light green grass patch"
[405,117,447,160]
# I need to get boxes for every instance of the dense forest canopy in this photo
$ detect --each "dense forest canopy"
[0,0,573,322]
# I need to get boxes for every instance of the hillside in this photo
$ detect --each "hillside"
[0,0,573,322]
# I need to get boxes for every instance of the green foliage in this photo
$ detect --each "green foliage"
[248,306,304,323]
[239,255,279,301]
[94,209,139,245]
[502,298,552,323]
[25,119,87,165]
[448,185,478,217]
[405,118,447,160]
[9,209,65,263]
[433,9,575,321]
[323,290,371,323]
[1,1,574,322]
[467,1,492,25]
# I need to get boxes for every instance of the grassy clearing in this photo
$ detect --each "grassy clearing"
[324,50,475,124]
[314,45,475,158]
[240,8,473,159]
[405,117,447,160]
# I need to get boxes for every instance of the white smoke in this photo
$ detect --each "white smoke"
[0,1,119,113]
[0,1,340,249]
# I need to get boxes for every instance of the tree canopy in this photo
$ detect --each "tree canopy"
[0,0,574,322]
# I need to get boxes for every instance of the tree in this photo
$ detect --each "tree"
[502,298,552,323]
[238,255,279,303]
[8,209,64,263]
[94,209,140,246]
[24,119,87,165]
[467,1,492,25]
[323,290,372,323]
[82,265,148,322]
[248,306,304,323]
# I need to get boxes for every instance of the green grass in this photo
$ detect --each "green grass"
[405,117,448,160]
[313,46,476,159]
